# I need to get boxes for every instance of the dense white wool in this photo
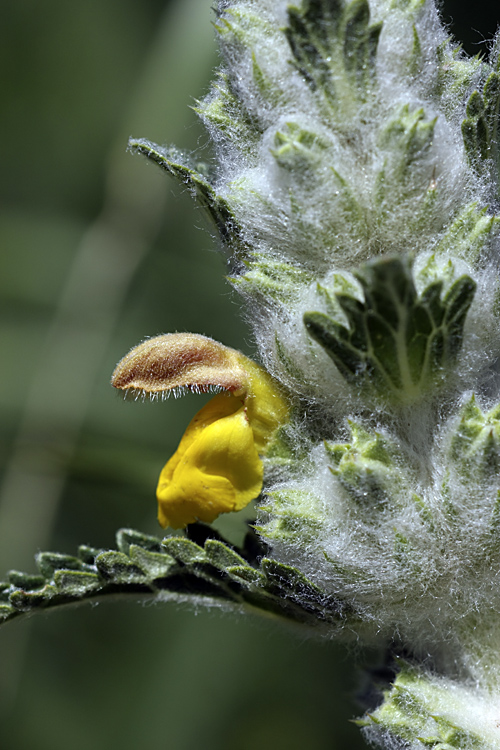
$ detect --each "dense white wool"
[249,273,362,406]
[209,0,500,663]
[261,391,500,655]
[209,0,498,407]
[212,0,480,268]
[222,104,472,272]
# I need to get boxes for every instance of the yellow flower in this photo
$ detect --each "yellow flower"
[112,333,289,528]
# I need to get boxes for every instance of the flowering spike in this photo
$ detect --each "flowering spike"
[91,2,500,746]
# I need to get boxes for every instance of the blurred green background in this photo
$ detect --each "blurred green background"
[0,2,498,748]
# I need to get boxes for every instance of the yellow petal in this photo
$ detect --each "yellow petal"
[156,393,263,528]
[240,358,291,452]
[112,332,291,529]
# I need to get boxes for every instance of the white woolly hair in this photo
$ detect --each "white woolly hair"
[261,393,500,665]
[206,0,500,672]
[363,668,500,747]
[206,0,499,397]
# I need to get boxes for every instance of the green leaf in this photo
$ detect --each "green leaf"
[128,545,177,580]
[128,138,247,255]
[8,571,46,589]
[304,256,476,404]
[0,604,15,622]
[117,528,164,555]
[342,0,382,92]
[53,570,101,597]
[204,539,249,570]
[161,537,207,565]
[225,565,265,586]
[36,552,93,578]
[95,551,149,587]
[0,527,351,630]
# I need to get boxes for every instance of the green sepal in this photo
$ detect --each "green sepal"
[378,103,436,161]
[363,663,488,749]
[326,421,398,467]
[388,0,425,13]
[304,256,476,404]
[462,91,490,164]
[271,122,330,174]
[435,43,484,116]
[260,488,326,547]
[376,105,436,203]
[411,492,434,530]
[233,253,313,304]
[448,394,500,479]
[431,203,500,265]
[214,6,273,50]
[251,53,283,108]
[274,332,310,383]
[461,64,500,195]
[325,421,410,507]
[214,8,285,108]
[194,71,262,153]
